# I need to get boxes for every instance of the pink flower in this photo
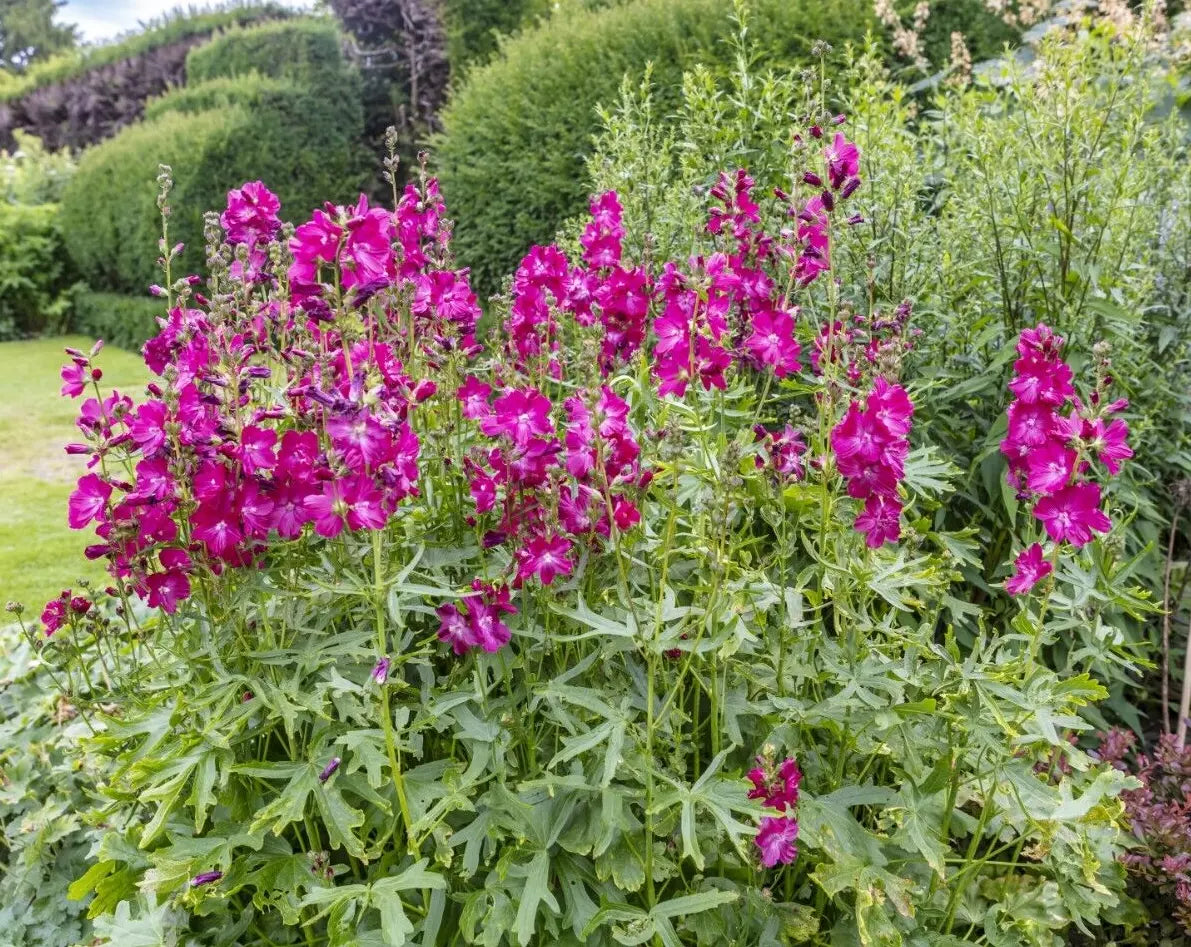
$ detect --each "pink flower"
[854,494,902,547]
[466,598,512,652]
[1089,418,1132,475]
[481,388,554,446]
[437,602,473,655]
[192,498,244,558]
[517,534,574,586]
[459,376,493,421]
[824,132,860,190]
[41,597,67,635]
[746,757,802,812]
[221,181,281,246]
[60,360,87,398]
[129,400,168,455]
[755,816,799,868]
[1025,442,1076,495]
[240,425,277,475]
[1033,482,1112,548]
[581,191,625,268]
[68,474,111,529]
[145,569,191,613]
[1005,543,1053,596]
[745,309,801,377]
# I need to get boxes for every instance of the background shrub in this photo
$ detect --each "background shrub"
[1,128,73,204]
[0,2,291,151]
[142,72,290,120]
[0,202,72,338]
[434,0,878,297]
[62,22,366,296]
[185,16,345,85]
[440,0,551,74]
[70,289,163,351]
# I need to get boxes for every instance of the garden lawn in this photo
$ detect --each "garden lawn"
[0,336,144,611]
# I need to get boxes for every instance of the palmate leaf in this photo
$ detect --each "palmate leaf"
[301,860,446,946]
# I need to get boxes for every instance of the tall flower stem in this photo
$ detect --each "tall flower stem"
[373,530,416,853]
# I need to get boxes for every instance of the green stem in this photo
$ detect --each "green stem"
[373,531,416,854]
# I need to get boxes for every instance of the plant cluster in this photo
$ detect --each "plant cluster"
[13,92,1154,944]
[585,10,1190,730]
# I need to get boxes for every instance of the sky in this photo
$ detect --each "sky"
[60,0,309,44]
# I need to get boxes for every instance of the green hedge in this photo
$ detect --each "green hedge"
[441,0,551,74]
[0,203,73,339]
[0,2,291,103]
[434,0,878,296]
[61,69,365,295]
[185,17,346,84]
[71,290,164,351]
[142,72,290,121]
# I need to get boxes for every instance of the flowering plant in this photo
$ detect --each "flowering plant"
[25,121,1152,945]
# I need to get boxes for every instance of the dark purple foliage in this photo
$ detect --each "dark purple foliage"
[329,0,448,136]
[1098,729,1191,933]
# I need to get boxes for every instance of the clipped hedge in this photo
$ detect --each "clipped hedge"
[441,0,550,73]
[71,289,164,351]
[0,203,73,338]
[186,17,346,84]
[142,72,290,121]
[0,2,291,103]
[435,0,877,296]
[0,3,292,151]
[62,71,365,295]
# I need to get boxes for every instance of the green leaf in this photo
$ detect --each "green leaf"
[516,851,559,946]
[651,889,739,919]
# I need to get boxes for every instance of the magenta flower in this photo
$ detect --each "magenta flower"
[854,494,903,547]
[825,132,860,189]
[517,534,574,586]
[40,597,67,635]
[1089,417,1133,475]
[755,816,799,868]
[221,181,281,246]
[240,426,278,475]
[481,388,554,446]
[745,309,801,377]
[60,360,87,398]
[145,568,191,614]
[68,474,111,529]
[1033,483,1113,547]
[1005,543,1053,596]
[1025,442,1076,495]
[581,191,625,268]
[436,602,474,655]
[746,757,802,812]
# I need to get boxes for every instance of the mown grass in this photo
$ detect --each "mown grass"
[0,336,144,611]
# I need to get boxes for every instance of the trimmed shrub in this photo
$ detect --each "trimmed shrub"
[441,0,551,73]
[141,72,290,121]
[185,17,346,84]
[0,2,290,103]
[0,3,291,151]
[70,289,164,351]
[61,70,365,294]
[434,0,878,296]
[0,202,72,338]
